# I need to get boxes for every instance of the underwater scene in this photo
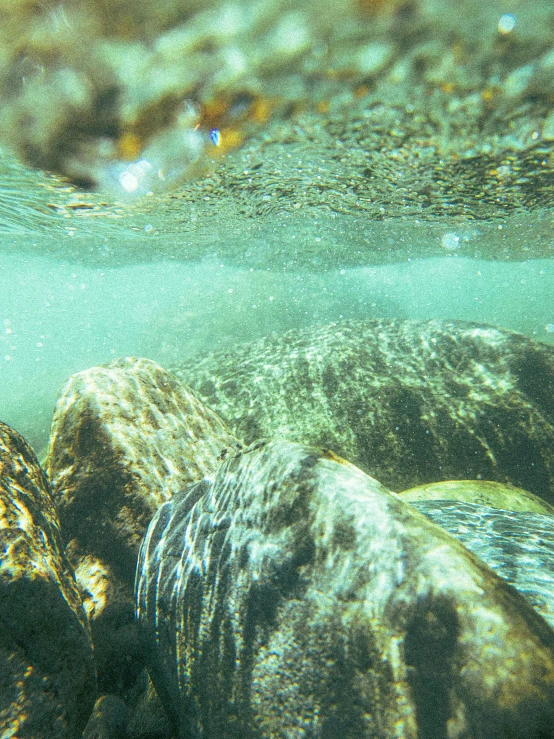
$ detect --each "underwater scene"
[1,0,554,737]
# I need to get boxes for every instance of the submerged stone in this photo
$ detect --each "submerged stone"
[409,499,554,630]
[34,351,554,735]
[46,357,241,694]
[399,480,554,628]
[0,421,95,738]
[398,479,554,514]
[82,695,129,739]
[46,356,241,616]
[172,318,554,504]
[136,439,554,739]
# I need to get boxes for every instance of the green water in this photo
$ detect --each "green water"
[2,3,554,455]
[1,143,554,453]
[1,235,553,452]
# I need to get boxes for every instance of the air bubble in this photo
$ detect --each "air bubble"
[441,233,460,251]
[498,14,516,34]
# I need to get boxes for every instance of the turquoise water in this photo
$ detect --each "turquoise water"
[0,0,554,739]
[2,0,554,457]
[1,245,553,452]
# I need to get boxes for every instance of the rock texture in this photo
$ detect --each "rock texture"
[409,499,554,630]
[46,356,241,693]
[0,421,95,738]
[136,439,554,739]
[399,479,554,514]
[171,319,554,504]
[399,482,554,628]
[82,695,129,739]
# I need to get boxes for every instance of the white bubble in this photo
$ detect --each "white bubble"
[498,14,516,34]
[98,159,155,198]
[119,171,139,193]
[441,232,461,251]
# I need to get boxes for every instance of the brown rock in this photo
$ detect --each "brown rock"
[45,356,241,694]
[0,421,95,738]
[137,439,554,739]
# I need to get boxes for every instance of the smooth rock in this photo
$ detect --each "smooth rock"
[0,421,95,738]
[399,479,554,514]
[409,499,554,629]
[398,480,554,628]
[171,319,554,504]
[137,439,554,739]
[46,356,241,694]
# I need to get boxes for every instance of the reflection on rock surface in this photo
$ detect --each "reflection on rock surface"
[173,318,554,502]
[1,320,554,736]
[0,422,95,738]
[137,439,554,739]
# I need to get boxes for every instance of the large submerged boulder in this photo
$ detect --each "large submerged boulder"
[19,332,551,737]
[137,439,554,739]
[45,356,241,693]
[0,421,95,738]
[172,319,554,503]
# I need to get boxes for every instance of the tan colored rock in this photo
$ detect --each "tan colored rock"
[0,421,95,738]
[46,356,241,695]
[137,439,554,739]
[398,483,554,630]
[46,356,241,617]
[398,479,554,515]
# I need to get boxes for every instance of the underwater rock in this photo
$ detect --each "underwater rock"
[0,421,95,738]
[46,356,240,694]
[125,670,174,739]
[398,480,554,627]
[137,439,554,739]
[408,498,554,629]
[172,318,554,504]
[46,356,240,616]
[399,479,554,514]
[82,695,129,739]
